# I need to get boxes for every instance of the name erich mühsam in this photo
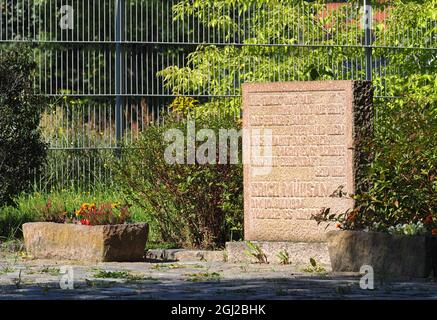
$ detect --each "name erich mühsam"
[171,304,205,318]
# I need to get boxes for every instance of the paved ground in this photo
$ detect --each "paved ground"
[0,243,436,300]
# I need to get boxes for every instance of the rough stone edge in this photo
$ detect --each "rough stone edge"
[22,222,105,262]
[101,223,149,262]
[23,222,149,262]
[326,230,437,278]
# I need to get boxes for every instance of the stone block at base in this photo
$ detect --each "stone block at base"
[327,230,437,278]
[23,222,148,262]
[226,241,330,267]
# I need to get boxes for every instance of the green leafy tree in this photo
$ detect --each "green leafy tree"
[158,0,435,112]
[0,45,47,206]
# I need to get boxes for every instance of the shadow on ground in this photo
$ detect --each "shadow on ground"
[1,273,436,300]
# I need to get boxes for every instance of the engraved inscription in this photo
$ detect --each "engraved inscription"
[245,89,351,223]
[243,81,371,242]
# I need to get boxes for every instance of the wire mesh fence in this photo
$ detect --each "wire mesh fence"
[0,0,435,192]
[1,0,435,47]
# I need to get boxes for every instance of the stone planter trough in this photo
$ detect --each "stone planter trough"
[326,230,437,278]
[23,222,148,262]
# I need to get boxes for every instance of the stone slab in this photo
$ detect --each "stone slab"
[226,241,330,267]
[242,80,373,242]
[326,230,437,278]
[146,249,225,262]
[23,222,148,262]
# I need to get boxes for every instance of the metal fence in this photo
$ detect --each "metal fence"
[0,0,435,192]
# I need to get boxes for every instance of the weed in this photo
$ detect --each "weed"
[23,266,36,275]
[40,267,60,276]
[185,272,221,282]
[277,249,290,265]
[0,239,24,253]
[302,258,326,274]
[85,278,117,288]
[223,251,228,262]
[151,263,190,270]
[244,241,268,264]
[13,270,22,289]
[92,269,144,281]
[0,265,15,275]
[187,264,206,269]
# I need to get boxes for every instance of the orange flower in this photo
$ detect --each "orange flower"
[432,229,437,236]
[336,223,342,229]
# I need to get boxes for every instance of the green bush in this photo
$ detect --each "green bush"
[112,113,243,249]
[314,92,437,233]
[0,45,47,206]
[0,206,38,240]
[353,95,436,231]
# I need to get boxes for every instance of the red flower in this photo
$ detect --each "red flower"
[80,219,91,226]
[432,229,437,236]
[425,214,434,225]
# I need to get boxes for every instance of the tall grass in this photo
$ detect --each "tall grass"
[0,207,36,241]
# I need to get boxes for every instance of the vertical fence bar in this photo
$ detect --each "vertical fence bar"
[363,0,373,81]
[115,0,124,143]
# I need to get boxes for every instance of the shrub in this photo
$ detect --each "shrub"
[0,45,47,206]
[0,206,38,240]
[354,96,436,232]
[112,113,243,249]
[314,94,437,234]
